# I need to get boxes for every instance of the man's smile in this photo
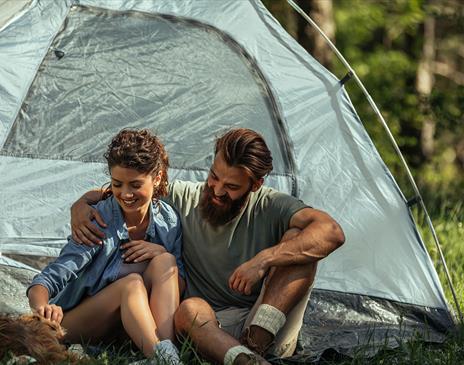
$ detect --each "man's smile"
[211,194,226,205]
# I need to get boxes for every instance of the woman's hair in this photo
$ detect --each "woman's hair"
[214,128,273,183]
[103,129,169,199]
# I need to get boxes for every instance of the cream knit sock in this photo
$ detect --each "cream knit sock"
[223,345,254,365]
[249,304,286,336]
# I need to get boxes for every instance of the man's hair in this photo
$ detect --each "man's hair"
[104,129,169,197]
[214,128,273,183]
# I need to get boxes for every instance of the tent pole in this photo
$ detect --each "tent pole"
[286,0,463,324]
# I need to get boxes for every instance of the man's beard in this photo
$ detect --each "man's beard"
[199,183,250,227]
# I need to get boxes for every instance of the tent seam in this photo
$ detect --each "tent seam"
[0,1,73,150]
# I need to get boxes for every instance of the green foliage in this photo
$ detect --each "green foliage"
[334,0,422,174]
[416,197,464,314]
[263,0,464,203]
[333,0,464,201]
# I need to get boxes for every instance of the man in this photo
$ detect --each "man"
[71,128,345,365]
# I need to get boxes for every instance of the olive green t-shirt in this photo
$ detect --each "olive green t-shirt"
[165,180,308,310]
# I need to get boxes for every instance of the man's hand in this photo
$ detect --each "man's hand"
[228,254,269,295]
[33,304,64,324]
[71,199,107,245]
[121,240,167,263]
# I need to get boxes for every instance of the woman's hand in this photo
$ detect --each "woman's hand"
[121,240,167,263]
[33,304,64,324]
[28,285,64,323]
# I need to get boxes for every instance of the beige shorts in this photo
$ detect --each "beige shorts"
[215,280,313,358]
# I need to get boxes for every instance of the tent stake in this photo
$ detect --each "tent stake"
[287,0,463,324]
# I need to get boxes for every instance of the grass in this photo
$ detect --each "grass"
[315,326,464,365]
[417,199,464,320]
[4,326,464,365]
[0,338,209,365]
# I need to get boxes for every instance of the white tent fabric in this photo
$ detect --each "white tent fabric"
[0,0,454,360]
[0,0,31,30]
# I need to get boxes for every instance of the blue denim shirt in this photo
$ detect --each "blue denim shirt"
[27,196,184,311]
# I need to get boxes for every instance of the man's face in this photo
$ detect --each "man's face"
[199,152,261,226]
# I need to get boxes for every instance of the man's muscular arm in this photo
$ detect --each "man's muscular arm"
[259,207,345,266]
[229,207,345,295]
[70,189,106,245]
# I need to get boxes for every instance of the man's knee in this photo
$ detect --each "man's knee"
[174,297,216,335]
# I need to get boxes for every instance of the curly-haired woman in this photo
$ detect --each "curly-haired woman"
[27,129,184,364]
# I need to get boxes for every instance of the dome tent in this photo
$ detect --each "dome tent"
[0,0,455,361]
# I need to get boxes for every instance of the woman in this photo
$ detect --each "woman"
[27,129,184,363]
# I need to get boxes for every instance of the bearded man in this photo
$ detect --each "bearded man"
[71,128,345,365]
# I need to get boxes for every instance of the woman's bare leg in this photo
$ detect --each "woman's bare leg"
[143,252,180,341]
[61,273,159,357]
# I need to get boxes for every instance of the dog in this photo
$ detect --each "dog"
[0,313,81,364]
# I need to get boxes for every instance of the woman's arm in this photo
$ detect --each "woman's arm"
[28,284,63,323]
[28,239,100,303]
[28,284,49,309]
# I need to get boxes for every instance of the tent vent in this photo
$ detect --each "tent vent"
[339,71,353,86]
[53,49,65,59]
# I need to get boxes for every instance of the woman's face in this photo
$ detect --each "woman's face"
[110,165,160,219]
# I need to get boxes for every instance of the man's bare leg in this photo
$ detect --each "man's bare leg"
[174,297,270,364]
[174,297,238,362]
[243,229,317,355]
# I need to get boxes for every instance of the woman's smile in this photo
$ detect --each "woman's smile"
[120,197,138,208]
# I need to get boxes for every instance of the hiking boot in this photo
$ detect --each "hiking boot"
[239,327,274,357]
[233,352,271,365]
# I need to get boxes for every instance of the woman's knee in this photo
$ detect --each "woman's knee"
[174,297,215,334]
[118,273,146,293]
[144,253,178,282]
[121,272,144,283]
[147,252,177,270]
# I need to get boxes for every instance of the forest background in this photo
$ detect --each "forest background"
[263,0,464,316]
[264,0,463,206]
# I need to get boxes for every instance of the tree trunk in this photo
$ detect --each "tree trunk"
[416,16,436,160]
[296,0,335,69]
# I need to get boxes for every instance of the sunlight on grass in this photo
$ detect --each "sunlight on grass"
[416,200,464,317]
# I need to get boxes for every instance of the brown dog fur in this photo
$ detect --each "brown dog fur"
[0,313,81,364]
